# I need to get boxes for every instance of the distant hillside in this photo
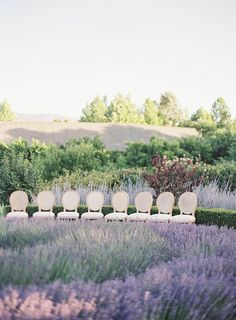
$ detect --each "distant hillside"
[0,122,198,150]
[15,112,78,122]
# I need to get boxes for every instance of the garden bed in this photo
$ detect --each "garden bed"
[0,221,235,319]
[3,205,236,228]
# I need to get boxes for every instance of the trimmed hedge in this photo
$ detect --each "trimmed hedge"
[3,205,236,229]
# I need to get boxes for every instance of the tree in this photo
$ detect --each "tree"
[80,96,108,122]
[190,107,216,135]
[106,94,143,124]
[143,98,160,125]
[158,92,186,126]
[0,100,16,121]
[191,107,213,122]
[211,97,231,128]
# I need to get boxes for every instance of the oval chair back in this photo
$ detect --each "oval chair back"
[112,191,129,213]
[178,192,197,216]
[62,190,80,212]
[156,192,175,215]
[135,192,153,214]
[9,190,28,212]
[86,191,104,212]
[37,191,55,212]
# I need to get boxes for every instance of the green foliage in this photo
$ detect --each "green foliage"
[0,150,42,204]
[106,94,144,124]
[3,205,236,228]
[191,207,236,229]
[80,96,108,122]
[2,132,236,201]
[124,137,185,168]
[37,137,111,181]
[179,136,213,163]
[143,98,160,125]
[159,92,187,126]
[187,107,217,135]
[208,129,236,161]
[0,100,16,121]
[211,97,231,128]
[198,161,236,190]
[48,168,143,189]
[191,107,213,122]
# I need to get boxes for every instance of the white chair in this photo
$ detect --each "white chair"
[171,192,197,224]
[6,190,29,220]
[32,191,55,220]
[57,190,80,221]
[105,191,129,221]
[149,192,175,223]
[127,192,153,222]
[81,191,104,220]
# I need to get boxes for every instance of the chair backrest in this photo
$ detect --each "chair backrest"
[86,191,104,212]
[178,192,197,215]
[156,192,175,215]
[135,192,153,214]
[9,190,28,212]
[62,190,80,211]
[37,191,55,211]
[112,191,129,213]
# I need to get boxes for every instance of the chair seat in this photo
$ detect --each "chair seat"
[127,212,150,222]
[105,212,128,221]
[33,211,55,220]
[6,211,28,219]
[171,214,196,224]
[149,214,171,222]
[57,211,79,220]
[81,211,104,220]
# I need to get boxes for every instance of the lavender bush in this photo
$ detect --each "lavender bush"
[194,181,236,210]
[0,221,170,285]
[37,179,236,210]
[0,223,236,320]
[0,221,236,320]
[35,179,156,206]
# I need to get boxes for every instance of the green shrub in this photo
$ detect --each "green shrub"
[123,137,186,168]
[0,151,43,204]
[197,161,236,190]
[47,168,144,189]
[3,205,236,228]
[179,136,213,163]
[208,130,236,162]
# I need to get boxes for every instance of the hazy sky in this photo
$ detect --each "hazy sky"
[0,0,235,119]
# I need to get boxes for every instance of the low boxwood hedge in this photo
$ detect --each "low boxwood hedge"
[2,205,236,229]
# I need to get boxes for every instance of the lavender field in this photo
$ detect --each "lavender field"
[0,220,235,320]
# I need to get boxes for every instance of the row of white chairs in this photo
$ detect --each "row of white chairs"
[5,190,198,224]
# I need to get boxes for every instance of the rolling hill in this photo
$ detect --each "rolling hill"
[0,122,198,150]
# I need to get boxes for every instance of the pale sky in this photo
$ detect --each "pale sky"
[0,0,235,119]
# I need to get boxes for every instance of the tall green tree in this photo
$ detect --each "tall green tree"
[211,97,231,128]
[191,107,213,122]
[80,96,108,122]
[190,107,216,135]
[106,94,143,124]
[143,98,160,125]
[0,100,16,121]
[158,92,186,126]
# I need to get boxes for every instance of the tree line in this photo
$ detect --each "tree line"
[0,92,233,134]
